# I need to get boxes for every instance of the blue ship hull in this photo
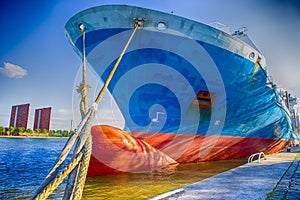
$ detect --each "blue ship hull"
[65,5,298,175]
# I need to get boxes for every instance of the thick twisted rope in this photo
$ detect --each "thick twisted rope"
[34,152,83,200]
[31,24,139,200]
[73,133,92,199]
[94,24,138,104]
[63,106,96,200]
[31,106,95,200]
[65,24,139,200]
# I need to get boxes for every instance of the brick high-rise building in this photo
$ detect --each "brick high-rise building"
[9,103,30,129]
[33,107,52,130]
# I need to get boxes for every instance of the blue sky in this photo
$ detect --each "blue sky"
[0,0,300,130]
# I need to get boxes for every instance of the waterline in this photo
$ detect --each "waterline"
[0,138,246,199]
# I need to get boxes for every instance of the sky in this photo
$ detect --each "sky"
[0,0,300,130]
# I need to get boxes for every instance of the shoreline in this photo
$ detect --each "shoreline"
[0,135,68,139]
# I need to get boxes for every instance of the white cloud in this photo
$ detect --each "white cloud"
[0,62,28,78]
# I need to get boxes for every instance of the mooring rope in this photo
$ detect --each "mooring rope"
[63,105,96,200]
[73,134,92,199]
[94,24,138,104]
[33,152,83,200]
[31,106,95,199]
[31,23,139,200]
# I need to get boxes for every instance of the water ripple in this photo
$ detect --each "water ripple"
[0,138,67,199]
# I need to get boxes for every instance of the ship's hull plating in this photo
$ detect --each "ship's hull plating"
[65,5,295,176]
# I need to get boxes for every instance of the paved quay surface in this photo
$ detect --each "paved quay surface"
[150,146,300,200]
[268,146,300,200]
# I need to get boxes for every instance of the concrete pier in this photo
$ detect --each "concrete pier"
[268,146,300,200]
[150,146,300,200]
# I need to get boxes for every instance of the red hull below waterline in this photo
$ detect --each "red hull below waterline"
[87,125,289,177]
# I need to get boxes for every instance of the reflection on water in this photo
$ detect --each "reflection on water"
[83,159,246,199]
[0,138,246,200]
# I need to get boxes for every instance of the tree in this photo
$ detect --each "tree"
[69,130,74,137]
[35,128,41,134]
[0,126,5,135]
[5,127,9,135]
[26,128,33,134]
[18,127,26,133]
[9,126,16,134]
[42,129,48,134]
[49,130,55,137]
[63,130,69,137]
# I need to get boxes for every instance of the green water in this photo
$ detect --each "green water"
[82,159,246,199]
